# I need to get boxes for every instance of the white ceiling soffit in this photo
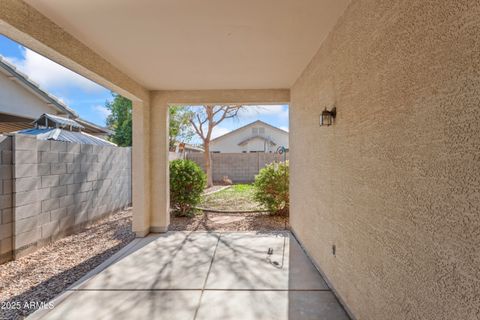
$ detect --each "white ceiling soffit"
[25,0,350,90]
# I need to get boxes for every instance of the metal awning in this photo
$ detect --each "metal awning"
[18,128,116,146]
[34,113,85,130]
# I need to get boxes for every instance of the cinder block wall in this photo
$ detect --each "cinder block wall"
[290,1,480,319]
[0,136,13,263]
[9,134,131,259]
[187,152,288,183]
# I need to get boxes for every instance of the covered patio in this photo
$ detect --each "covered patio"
[1,0,478,319]
[29,231,349,320]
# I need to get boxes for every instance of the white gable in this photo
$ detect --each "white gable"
[210,121,288,153]
[0,70,66,120]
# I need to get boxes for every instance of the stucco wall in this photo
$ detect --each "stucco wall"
[290,1,480,319]
[8,134,131,259]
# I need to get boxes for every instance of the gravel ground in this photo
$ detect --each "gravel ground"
[0,209,135,320]
[169,211,288,232]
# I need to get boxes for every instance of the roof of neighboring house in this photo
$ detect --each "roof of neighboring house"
[76,118,113,135]
[0,56,78,118]
[237,135,277,146]
[185,144,204,152]
[18,128,116,146]
[0,57,112,136]
[175,141,204,152]
[210,120,288,143]
[0,114,32,133]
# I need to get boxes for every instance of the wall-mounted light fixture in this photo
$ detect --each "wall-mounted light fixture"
[320,107,337,126]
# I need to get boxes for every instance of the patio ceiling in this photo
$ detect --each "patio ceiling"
[24,0,350,91]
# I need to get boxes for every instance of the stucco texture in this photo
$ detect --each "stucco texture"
[289,1,480,319]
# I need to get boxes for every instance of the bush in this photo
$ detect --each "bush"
[253,161,289,214]
[170,159,206,216]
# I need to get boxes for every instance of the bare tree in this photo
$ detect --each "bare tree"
[189,105,243,187]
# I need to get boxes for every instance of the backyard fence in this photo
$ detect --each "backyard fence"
[169,151,183,161]
[187,152,288,183]
[0,134,131,263]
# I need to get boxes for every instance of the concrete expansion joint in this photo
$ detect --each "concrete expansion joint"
[193,234,221,319]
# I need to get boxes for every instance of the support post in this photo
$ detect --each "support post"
[150,94,170,232]
[132,99,151,237]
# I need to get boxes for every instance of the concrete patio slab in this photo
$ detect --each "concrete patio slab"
[287,234,330,290]
[196,290,286,320]
[195,291,349,320]
[81,232,218,290]
[205,232,328,290]
[28,231,349,320]
[34,290,200,320]
[286,291,350,320]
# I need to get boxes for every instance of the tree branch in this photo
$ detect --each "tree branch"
[190,118,204,140]
[212,105,243,126]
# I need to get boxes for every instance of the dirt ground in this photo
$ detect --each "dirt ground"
[169,211,288,232]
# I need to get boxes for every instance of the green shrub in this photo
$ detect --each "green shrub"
[253,161,289,214]
[170,159,206,216]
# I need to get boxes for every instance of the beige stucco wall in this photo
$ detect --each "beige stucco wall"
[290,1,480,319]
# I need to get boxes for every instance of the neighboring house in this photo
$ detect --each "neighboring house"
[210,120,288,153]
[0,56,112,138]
[174,142,204,153]
[169,142,203,161]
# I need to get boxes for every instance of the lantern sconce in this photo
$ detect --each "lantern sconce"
[320,106,337,126]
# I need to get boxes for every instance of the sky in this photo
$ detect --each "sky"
[187,105,289,144]
[0,35,113,126]
[0,34,289,135]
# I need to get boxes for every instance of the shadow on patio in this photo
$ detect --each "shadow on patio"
[27,231,350,320]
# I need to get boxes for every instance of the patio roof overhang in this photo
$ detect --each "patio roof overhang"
[13,0,349,92]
